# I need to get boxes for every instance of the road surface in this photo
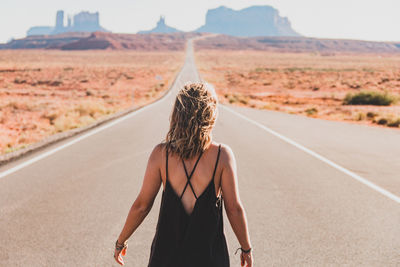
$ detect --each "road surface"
[1,39,400,266]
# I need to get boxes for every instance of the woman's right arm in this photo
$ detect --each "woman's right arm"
[220,144,253,265]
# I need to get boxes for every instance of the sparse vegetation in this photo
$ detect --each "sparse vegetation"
[195,50,400,130]
[256,67,358,73]
[343,91,397,106]
[0,50,184,154]
[372,115,400,128]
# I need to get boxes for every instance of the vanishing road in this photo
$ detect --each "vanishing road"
[1,39,400,266]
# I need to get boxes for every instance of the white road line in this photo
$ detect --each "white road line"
[0,73,177,180]
[221,105,400,204]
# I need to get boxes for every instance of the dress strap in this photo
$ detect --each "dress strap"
[212,144,222,182]
[180,151,203,199]
[166,146,169,183]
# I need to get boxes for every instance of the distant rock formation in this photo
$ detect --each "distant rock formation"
[26,10,108,37]
[61,32,199,50]
[2,31,400,54]
[27,26,54,36]
[194,35,400,54]
[196,5,300,37]
[0,32,202,50]
[138,16,182,34]
[0,32,91,49]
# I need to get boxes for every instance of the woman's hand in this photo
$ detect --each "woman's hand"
[240,251,253,267]
[114,241,128,266]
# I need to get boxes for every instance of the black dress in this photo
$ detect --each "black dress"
[148,144,230,267]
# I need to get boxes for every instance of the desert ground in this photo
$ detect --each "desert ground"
[195,50,400,129]
[0,50,184,154]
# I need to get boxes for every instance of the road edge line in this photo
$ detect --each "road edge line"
[221,104,400,204]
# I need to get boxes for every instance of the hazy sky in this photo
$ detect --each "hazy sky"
[1,0,399,43]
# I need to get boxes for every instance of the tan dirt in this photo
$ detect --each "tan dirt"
[195,50,400,129]
[0,50,184,154]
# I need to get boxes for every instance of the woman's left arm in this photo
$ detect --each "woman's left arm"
[116,143,163,245]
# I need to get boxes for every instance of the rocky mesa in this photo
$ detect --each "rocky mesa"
[196,5,300,37]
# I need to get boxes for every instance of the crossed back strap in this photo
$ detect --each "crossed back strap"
[165,144,222,201]
[180,151,203,199]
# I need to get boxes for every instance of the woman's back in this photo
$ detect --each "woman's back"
[148,142,230,267]
[160,142,223,215]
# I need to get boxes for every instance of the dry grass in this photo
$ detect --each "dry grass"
[0,50,184,154]
[195,50,400,129]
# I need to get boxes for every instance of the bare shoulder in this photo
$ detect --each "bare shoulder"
[148,142,166,163]
[219,143,234,158]
[215,142,236,167]
[154,142,166,153]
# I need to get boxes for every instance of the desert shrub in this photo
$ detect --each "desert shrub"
[285,67,312,72]
[355,112,365,121]
[6,101,19,109]
[343,91,396,106]
[4,144,27,154]
[254,67,278,72]
[227,94,239,104]
[374,116,400,127]
[387,118,400,127]
[14,77,27,84]
[33,80,63,86]
[53,114,80,132]
[380,78,390,84]
[283,67,356,72]
[41,112,59,124]
[362,68,375,73]
[377,118,388,125]
[261,104,276,110]
[305,107,318,116]
[239,97,248,105]
[225,93,248,105]
[78,115,96,126]
[366,112,377,119]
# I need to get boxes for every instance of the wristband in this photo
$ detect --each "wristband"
[234,247,252,255]
[115,240,128,251]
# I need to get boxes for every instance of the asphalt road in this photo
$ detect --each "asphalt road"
[1,39,400,266]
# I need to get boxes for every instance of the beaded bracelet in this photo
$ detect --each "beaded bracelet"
[234,247,252,255]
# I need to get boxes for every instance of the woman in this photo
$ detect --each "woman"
[114,82,253,267]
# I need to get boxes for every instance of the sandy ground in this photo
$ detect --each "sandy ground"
[195,50,400,129]
[0,50,184,154]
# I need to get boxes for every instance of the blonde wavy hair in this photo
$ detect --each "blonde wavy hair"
[165,82,218,159]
